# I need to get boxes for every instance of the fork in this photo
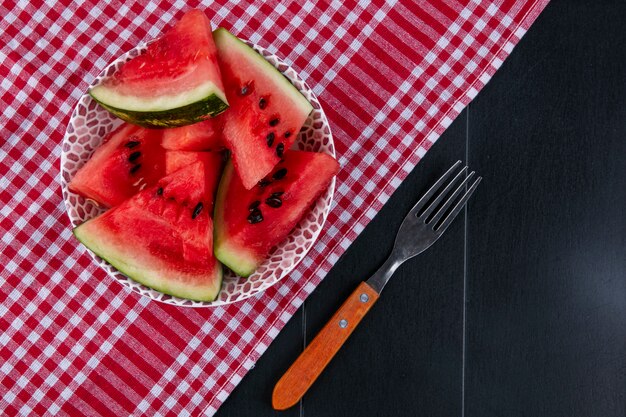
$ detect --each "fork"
[272,161,481,410]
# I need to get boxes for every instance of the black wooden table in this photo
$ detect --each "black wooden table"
[217,1,626,416]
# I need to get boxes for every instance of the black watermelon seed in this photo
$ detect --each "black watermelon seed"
[269,118,280,127]
[156,187,163,196]
[128,151,141,162]
[259,97,267,109]
[258,179,271,188]
[270,191,284,198]
[192,202,203,219]
[167,196,175,201]
[125,140,140,149]
[284,131,291,138]
[248,200,261,211]
[266,132,275,147]
[130,164,142,174]
[239,83,252,96]
[272,168,287,180]
[247,209,263,224]
[265,196,282,208]
[276,143,285,158]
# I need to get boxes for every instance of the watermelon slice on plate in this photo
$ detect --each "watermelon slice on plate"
[74,160,223,301]
[69,123,165,208]
[161,117,224,151]
[90,10,228,128]
[214,28,313,189]
[214,150,339,277]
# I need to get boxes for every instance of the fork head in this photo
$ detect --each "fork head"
[366,161,481,294]
[393,160,482,263]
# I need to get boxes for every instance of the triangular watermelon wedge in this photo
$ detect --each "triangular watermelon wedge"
[214,150,339,277]
[90,10,228,128]
[74,159,223,301]
[213,28,313,189]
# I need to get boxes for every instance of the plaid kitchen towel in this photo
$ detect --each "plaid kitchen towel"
[0,0,549,415]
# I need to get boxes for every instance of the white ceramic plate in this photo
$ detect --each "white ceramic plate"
[60,39,336,307]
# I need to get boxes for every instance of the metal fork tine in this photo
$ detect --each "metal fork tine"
[419,167,468,219]
[428,171,476,225]
[368,163,481,295]
[407,160,462,217]
[434,176,482,233]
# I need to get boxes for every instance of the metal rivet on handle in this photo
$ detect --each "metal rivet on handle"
[360,293,369,303]
[339,319,348,328]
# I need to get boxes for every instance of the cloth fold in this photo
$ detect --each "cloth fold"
[0,1,549,415]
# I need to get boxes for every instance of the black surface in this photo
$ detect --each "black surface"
[217,1,626,416]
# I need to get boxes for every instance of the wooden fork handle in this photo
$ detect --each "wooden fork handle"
[272,281,380,410]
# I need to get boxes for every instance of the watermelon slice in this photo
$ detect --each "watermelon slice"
[69,123,165,208]
[213,28,313,190]
[90,10,228,128]
[74,160,223,301]
[161,117,224,151]
[214,150,339,277]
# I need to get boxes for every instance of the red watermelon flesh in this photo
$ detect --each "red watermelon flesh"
[214,150,339,277]
[161,117,224,151]
[73,161,223,301]
[166,150,223,174]
[213,28,314,190]
[69,123,165,208]
[165,150,224,210]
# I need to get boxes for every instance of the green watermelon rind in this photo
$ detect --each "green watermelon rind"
[90,90,229,128]
[73,225,223,302]
[213,162,259,277]
[213,28,314,117]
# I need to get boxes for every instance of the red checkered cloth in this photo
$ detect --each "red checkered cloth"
[0,0,549,415]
